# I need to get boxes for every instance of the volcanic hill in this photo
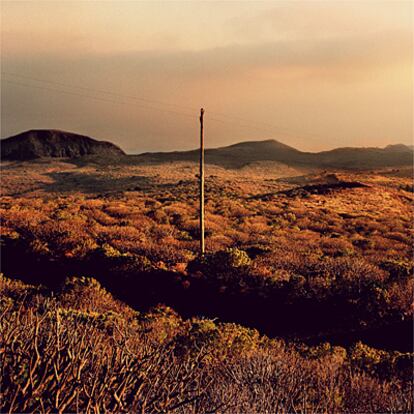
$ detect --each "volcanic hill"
[0,130,125,160]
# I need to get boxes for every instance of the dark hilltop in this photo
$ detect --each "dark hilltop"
[0,129,125,161]
[1,129,412,169]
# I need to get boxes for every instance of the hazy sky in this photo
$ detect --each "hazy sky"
[1,1,412,153]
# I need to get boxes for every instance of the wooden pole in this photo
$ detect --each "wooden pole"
[199,108,205,256]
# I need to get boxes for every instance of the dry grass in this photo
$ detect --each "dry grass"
[1,160,413,412]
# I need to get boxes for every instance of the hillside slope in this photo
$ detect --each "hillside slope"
[1,129,412,169]
[137,139,413,169]
[1,130,125,160]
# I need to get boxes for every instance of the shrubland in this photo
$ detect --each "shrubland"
[1,164,412,338]
[1,160,413,412]
[1,275,412,413]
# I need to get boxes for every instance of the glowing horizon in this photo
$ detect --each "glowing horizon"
[1,1,412,153]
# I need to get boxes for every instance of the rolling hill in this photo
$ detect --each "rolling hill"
[1,129,412,169]
[137,139,413,169]
[0,129,125,160]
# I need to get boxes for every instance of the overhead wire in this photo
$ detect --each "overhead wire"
[2,71,327,141]
[3,75,283,137]
[2,79,197,120]
[4,77,284,138]
[2,71,197,113]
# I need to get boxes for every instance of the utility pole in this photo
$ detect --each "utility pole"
[199,108,205,256]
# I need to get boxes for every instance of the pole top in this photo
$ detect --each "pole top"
[200,108,205,114]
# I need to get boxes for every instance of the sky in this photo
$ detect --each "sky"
[1,1,412,153]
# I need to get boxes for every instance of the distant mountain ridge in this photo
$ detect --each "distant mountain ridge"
[0,130,125,160]
[1,129,412,169]
[138,138,413,169]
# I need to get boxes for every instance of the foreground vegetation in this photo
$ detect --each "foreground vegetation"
[1,160,413,412]
[1,162,412,342]
[1,275,412,413]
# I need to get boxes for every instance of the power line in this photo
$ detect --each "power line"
[2,71,197,114]
[4,77,292,137]
[2,75,283,136]
[2,71,328,142]
[3,79,197,120]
